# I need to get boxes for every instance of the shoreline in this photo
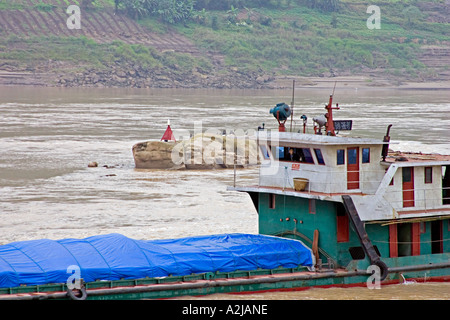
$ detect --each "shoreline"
[0,69,449,91]
[272,76,450,91]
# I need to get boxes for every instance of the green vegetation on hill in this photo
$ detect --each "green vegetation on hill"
[174,0,449,79]
[2,35,210,74]
[0,0,449,87]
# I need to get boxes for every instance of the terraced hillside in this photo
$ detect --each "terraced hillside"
[0,0,242,88]
[0,0,200,51]
[0,0,449,88]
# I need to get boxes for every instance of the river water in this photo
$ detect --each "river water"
[0,86,449,299]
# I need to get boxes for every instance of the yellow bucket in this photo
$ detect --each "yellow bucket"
[293,178,308,191]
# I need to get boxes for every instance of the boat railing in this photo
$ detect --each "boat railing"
[232,162,450,211]
[382,186,450,211]
[251,167,450,209]
[257,166,386,194]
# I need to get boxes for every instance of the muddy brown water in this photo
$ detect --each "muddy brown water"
[0,86,449,299]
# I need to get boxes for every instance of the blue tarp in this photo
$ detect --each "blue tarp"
[0,233,313,288]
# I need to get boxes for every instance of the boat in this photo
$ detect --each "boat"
[229,93,450,287]
[1,93,449,300]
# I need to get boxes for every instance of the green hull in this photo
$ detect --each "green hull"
[1,253,448,300]
[2,191,448,300]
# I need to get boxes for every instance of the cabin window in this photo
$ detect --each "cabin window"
[309,199,316,214]
[276,147,315,164]
[362,148,370,163]
[443,165,450,205]
[425,167,432,184]
[302,148,315,164]
[285,147,293,160]
[314,149,325,165]
[269,194,276,209]
[275,146,284,159]
[402,167,412,183]
[337,149,345,165]
[348,148,358,165]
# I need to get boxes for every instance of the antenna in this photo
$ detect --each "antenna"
[324,82,340,136]
[290,79,295,132]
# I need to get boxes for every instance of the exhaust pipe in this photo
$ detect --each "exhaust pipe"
[381,124,392,161]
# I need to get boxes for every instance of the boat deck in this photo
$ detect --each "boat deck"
[230,185,364,202]
[0,268,365,300]
[384,151,450,164]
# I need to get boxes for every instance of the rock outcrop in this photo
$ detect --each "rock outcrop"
[132,133,260,170]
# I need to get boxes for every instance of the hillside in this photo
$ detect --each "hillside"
[0,0,232,88]
[0,0,449,89]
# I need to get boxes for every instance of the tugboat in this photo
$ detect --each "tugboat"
[0,94,449,300]
[230,92,450,284]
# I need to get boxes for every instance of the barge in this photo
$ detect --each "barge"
[0,94,449,300]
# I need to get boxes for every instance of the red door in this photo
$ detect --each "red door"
[411,223,421,256]
[389,224,398,257]
[402,167,414,207]
[347,147,359,189]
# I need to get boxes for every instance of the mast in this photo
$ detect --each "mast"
[325,82,339,136]
[290,80,295,132]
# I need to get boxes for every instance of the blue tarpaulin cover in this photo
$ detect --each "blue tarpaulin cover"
[0,233,313,288]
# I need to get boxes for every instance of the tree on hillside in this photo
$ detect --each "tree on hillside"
[80,0,95,8]
[152,0,195,24]
[303,0,340,12]
[193,1,275,10]
[121,0,147,19]
[194,0,241,10]
[226,5,239,24]
[117,0,195,23]
[331,13,338,28]
[402,6,424,27]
